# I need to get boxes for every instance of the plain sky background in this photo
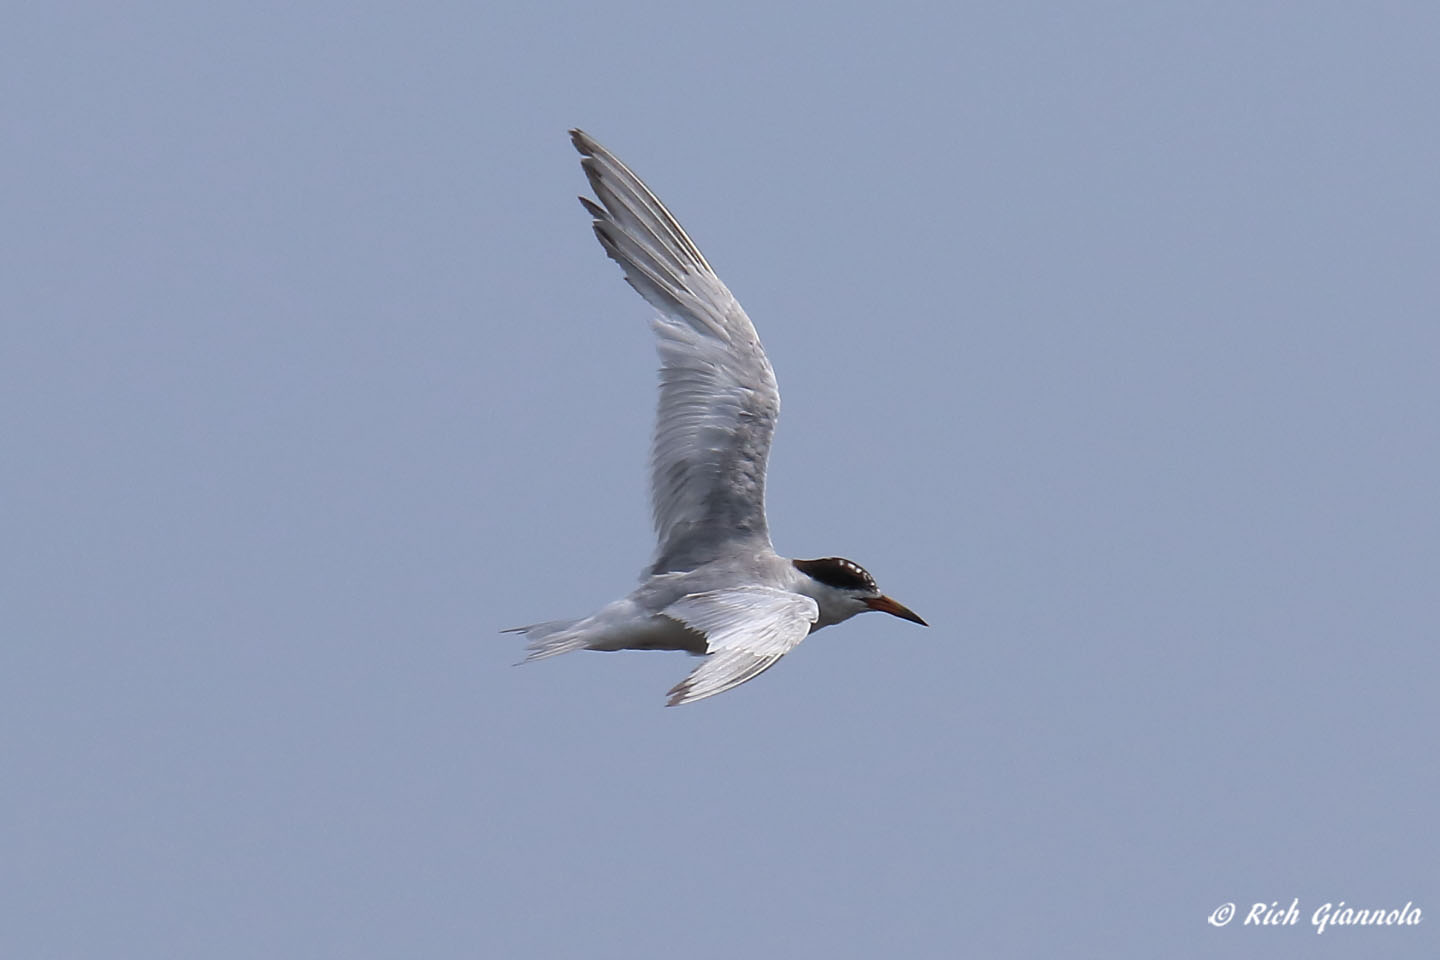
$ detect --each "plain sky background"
[4,3,1437,957]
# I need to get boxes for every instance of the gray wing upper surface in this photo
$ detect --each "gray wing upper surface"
[571,129,779,575]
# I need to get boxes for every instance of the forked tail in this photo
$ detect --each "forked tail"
[503,618,588,662]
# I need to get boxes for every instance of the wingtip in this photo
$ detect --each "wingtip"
[665,677,708,707]
[569,128,597,156]
[578,195,605,220]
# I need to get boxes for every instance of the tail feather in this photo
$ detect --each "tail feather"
[504,618,588,662]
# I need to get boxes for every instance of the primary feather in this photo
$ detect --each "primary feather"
[572,130,780,576]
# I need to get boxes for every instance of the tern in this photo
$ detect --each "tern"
[509,129,926,706]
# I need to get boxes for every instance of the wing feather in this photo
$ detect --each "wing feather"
[571,130,780,574]
[661,587,818,706]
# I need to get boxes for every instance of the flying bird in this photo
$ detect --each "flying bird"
[508,129,926,706]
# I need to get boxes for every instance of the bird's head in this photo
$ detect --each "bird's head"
[792,557,927,628]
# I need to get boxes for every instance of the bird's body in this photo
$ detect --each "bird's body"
[509,130,925,706]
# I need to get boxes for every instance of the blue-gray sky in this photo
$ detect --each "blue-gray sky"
[4,3,1437,957]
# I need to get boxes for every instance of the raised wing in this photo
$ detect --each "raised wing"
[572,130,780,575]
[661,586,819,706]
